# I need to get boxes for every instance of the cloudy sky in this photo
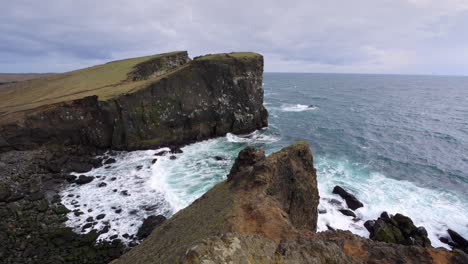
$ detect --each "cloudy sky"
[1,0,468,75]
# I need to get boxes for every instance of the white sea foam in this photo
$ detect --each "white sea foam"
[226,129,280,144]
[61,148,172,244]
[60,135,467,249]
[280,104,318,112]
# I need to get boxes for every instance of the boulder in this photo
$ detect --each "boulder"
[332,185,364,210]
[448,229,468,253]
[136,215,167,239]
[364,212,431,247]
[96,214,106,220]
[75,175,94,185]
[339,209,356,218]
[104,158,117,165]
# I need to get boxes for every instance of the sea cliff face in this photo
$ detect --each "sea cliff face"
[112,142,467,264]
[0,52,267,151]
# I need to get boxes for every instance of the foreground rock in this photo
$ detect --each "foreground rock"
[364,212,431,247]
[112,142,466,264]
[0,52,267,151]
[441,229,468,254]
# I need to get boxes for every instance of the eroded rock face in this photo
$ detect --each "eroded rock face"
[0,52,268,151]
[112,142,466,264]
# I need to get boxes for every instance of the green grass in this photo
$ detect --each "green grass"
[0,51,184,114]
[194,52,261,61]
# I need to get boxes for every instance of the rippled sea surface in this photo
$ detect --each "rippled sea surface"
[62,73,468,247]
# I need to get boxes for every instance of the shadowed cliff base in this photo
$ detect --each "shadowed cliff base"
[112,141,467,264]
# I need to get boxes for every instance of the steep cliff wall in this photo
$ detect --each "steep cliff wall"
[0,52,267,150]
[112,142,467,264]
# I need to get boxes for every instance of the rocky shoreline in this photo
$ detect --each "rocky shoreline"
[0,51,268,263]
[0,51,467,263]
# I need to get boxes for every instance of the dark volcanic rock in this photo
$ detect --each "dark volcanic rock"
[96,213,106,220]
[332,185,364,210]
[339,209,356,218]
[0,147,125,264]
[364,212,431,247]
[104,158,117,164]
[448,229,468,253]
[170,148,183,154]
[75,175,94,184]
[137,215,167,239]
[68,161,94,173]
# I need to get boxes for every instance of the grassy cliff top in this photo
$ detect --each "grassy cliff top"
[0,51,261,115]
[194,52,261,61]
[0,51,186,114]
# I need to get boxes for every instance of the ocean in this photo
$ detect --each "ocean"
[61,73,468,248]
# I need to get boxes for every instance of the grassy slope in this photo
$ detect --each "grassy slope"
[0,73,55,84]
[0,52,182,114]
[0,51,261,115]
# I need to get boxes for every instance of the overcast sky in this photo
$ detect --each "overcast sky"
[1,0,468,75]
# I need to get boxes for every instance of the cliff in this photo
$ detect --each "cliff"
[113,142,467,264]
[0,51,267,150]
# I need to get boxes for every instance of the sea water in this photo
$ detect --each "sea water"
[61,73,468,248]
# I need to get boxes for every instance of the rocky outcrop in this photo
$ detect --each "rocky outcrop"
[0,52,268,151]
[112,141,319,263]
[112,142,466,264]
[364,212,432,247]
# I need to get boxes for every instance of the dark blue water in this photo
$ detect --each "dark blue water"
[62,73,468,246]
[264,73,468,194]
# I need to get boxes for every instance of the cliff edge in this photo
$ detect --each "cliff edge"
[0,51,268,150]
[112,142,467,264]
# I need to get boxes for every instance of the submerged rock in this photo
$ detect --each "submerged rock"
[332,185,364,210]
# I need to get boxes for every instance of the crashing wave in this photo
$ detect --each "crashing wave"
[281,104,319,112]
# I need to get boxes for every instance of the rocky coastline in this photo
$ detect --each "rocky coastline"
[0,51,467,264]
[0,51,268,263]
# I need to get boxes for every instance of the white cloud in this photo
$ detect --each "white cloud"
[0,0,467,75]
